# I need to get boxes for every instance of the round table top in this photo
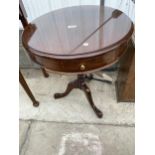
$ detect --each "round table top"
[22,5,134,60]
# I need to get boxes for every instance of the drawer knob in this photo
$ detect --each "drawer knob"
[80,64,86,71]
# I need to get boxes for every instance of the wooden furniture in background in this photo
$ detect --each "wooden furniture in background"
[19,0,42,107]
[19,70,39,106]
[116,40,135,102]
[22,6,134,118]
[19,0,49,77]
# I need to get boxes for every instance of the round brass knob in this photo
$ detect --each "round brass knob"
[80,64,86,71]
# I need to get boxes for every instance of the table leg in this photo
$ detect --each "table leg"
[19,70,39,107]
[41,67,49,78]
[54,74,103,118]
[54,81,75,99]
[81,83,103,118]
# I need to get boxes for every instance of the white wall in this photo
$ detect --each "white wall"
[22,0,134,22]
[22,0,99,21]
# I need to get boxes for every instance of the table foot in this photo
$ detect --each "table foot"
[33,101,40,107]
[54,74,103,118]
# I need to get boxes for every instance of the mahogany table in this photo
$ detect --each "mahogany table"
[22,6,134,118]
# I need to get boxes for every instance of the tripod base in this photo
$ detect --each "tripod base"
[54,74,103,118]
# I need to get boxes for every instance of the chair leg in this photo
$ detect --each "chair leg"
[41,67,49,78]
[19,70,39,107]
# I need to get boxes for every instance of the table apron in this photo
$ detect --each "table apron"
[30,43,128,74]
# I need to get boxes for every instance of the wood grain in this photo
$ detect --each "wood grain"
[116,40,135,102]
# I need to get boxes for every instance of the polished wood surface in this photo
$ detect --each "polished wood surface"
[116,40,135,102]
[22,6,133,73]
